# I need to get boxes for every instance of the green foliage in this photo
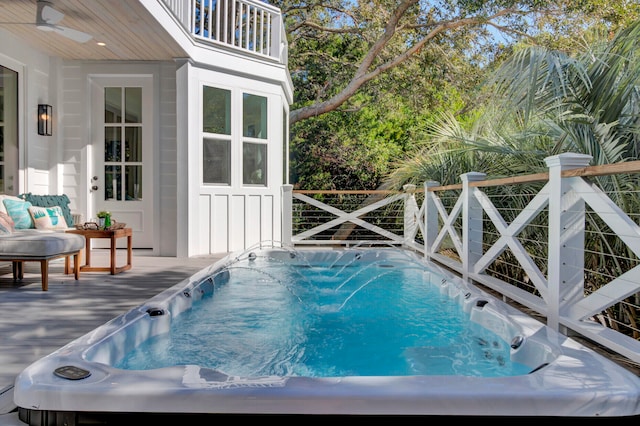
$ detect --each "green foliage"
[278,0,640,190]
[289,66,471,189]
[290,97,411,190]
[385,17,640,188]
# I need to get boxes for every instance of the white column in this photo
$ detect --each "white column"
[423,181,440,261]
[403,184,418,246]
[461,172,486,283]
[545,153,591,331]
[281,184,293,247]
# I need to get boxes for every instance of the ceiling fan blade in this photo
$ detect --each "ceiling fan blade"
[37,1,64,25]
[51,25,93,43]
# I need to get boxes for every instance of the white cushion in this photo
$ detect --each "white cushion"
[0,230,84,257]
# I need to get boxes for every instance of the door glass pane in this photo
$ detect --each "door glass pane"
[203,138,230,185]
[203,86,231,135]
[125,127,142,162]
[125,165,142,200]
[105,165,121,201]
[243,142,267,186]
[104,128,121,162]
[124,87,142,123]
[243,93,267,139]
[105,88,122,123]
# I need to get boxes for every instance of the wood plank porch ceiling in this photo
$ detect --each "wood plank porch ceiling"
[0,0,187,61]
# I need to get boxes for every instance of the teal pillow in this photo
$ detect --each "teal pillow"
[3,199,33,229]
[19,193,74,227]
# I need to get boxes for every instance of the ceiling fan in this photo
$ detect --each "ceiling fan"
[35,0,93,43]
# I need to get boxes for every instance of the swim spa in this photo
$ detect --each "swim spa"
[13,246,640,419]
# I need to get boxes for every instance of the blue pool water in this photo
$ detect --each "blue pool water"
[116,252,531,377]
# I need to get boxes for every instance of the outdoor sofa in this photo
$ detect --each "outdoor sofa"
[0,194,85,291]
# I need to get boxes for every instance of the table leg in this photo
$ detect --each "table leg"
[110,234,117,274]
[127,234,133,268]
[85,236,92,267]
[73,252,80,280]
[12,261,22,280]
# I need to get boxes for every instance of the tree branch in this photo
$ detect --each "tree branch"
[290,6,527,124]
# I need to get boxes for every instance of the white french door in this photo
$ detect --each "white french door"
[0,64,19,195]
[91,77,154,248]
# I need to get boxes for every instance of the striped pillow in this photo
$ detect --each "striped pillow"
[0,211,15,235]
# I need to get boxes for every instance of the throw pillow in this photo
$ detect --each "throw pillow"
[0,211,15,235]
[3,198,33,229]
[0,195,23,216]
[28,205,68,230]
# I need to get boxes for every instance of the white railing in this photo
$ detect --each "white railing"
[282,153,640,366]
[281,186,422,250]
[161,0,286,62]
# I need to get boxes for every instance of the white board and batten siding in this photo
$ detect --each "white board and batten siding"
[192,67,287,256]
[201,193,277,254]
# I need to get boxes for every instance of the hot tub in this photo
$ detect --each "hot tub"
[13,246,640,420]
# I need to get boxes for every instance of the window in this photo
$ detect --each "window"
[201,87,269,187]
[242,93,267,186]
[203,138,231,184]
[203,86,231,135]
[243,142,266,185]
[0,65,18,194]
[203,86,231,185]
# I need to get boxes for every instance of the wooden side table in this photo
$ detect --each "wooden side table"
[65,228,133,274]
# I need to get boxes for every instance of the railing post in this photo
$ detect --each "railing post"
[461,172,486,284]
[270,13,282,61]
[423,181,440,261]
[281,184,293,247]
[403,184,418,246]
[545,153,591,332]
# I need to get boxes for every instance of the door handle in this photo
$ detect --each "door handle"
[91,185,99,191]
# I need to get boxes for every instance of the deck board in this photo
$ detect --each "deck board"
[0,249,227,416]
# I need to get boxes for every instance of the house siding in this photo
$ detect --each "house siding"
[60,63,88,218]
[158,62,179,256]
[0,1,292,258]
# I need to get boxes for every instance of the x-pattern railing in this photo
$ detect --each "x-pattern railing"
[422,154,640,364]
[286,190,407,245]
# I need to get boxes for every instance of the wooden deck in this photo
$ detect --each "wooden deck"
[0,249,227,418]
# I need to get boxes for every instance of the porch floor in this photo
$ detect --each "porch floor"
[0,248,227,422]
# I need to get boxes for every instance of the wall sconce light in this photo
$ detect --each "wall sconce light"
[38,104,52,136]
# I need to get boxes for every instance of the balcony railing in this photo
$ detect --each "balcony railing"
[162,0,287,63]
[282,153,640,368]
